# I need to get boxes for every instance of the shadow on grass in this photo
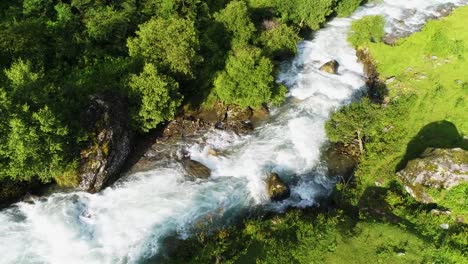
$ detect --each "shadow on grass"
[396,120,468,172]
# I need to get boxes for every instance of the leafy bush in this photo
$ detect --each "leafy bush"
[257,21,301,57]
[335,0,363,17]
[215,1,256,47]
[127,17,200,76]
[214,46,280,108]
[128,63,182,132]
[348,15,385,47]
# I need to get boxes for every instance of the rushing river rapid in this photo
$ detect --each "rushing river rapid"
[1,1,467,263]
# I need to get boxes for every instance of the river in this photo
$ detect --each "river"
[1,1,466,263]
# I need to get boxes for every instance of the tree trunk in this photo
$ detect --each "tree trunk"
[357,130,364,154]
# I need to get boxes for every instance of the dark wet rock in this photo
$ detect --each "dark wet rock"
[319,60,339,74]
[226,105,253,122]
[22,193,39,204]
[251,106,270,124]
[78,94,133,193]
[182,159,212,179]
[324,143,359,180]
[397,148,468,203]
[266,173,290,201]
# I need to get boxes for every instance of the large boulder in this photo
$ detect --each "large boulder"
[78,94,133,193]
[181,158,211,179]
[266,173,290,201]
[319,60,339,74]
[397,148,468,203]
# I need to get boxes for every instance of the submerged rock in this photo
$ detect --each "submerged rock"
[182,159,212,179]
[266,173,290,201]
[78,94,133,193]
[319,60,339,74]
[397,148,468,203]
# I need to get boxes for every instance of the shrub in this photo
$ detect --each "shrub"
[128,63,182,132]
[257,21,301,58]
[127,17,200,76]
[348,15,385,47]
[214,46,281,108]
[335,0,363,17]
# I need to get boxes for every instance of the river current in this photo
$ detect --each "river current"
[1,1,467,263]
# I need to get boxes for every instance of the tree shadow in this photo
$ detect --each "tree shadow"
[395,120,468,172]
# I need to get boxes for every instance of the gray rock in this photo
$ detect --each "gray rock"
[397,148,468,203]
[266,173,290,201]
[78,94,133,193]
[440,223,449,230]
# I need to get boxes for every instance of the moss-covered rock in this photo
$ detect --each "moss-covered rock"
[397,148,468,203]
[319,60,339,74]
[266,173,290,201]
[78,94,134,193]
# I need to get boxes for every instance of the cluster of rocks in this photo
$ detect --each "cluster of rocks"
[160,103,269,143]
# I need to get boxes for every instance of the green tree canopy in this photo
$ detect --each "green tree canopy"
[215,1,256,47]
[127,16,200,76]
[257,21,301,58]
[214,46,283,108]
[128,63,182,132]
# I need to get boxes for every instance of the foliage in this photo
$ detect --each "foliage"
[335,0,364,17]
[85,6,129,42]
[127,16,200,76]
[274,0,335,30]
[257,21,301,58]
[325,97,380,145]
[128,63,182,132]
[348,15,385,47]
[215,1,256,47]
[214,46,278,108]
[0,0,364,198]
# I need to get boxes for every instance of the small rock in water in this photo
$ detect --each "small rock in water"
[440,223,449,230]
[319,60,339,74]
[266,173,290,201]
[182,158,211,179]
[206,147,219,157]
[22,193,39,204]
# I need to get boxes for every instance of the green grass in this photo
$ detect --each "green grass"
[323,222,428,264]
[357,6,468,186]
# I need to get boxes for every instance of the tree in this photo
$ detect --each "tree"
[325,98,379,153]
[214,0,256,47]
[214,46,283,108]
[273,0,335,30]
[257,21,301,58]
[334,0,363,17]
[127,17,200,76]
[128,63,182,132]
[85,6,129,41]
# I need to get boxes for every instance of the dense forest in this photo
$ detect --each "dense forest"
[0,0,365,191]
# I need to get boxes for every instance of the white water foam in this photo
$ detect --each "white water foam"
[1,1,466,263]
